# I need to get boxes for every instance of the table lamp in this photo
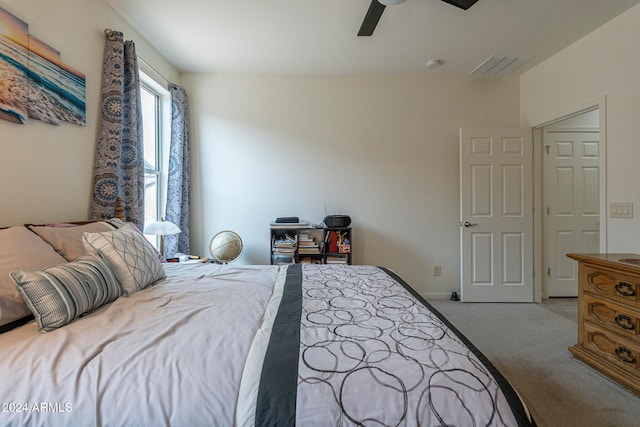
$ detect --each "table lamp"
[144,218,181,257]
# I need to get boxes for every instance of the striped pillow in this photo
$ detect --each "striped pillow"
[11,252,122,332]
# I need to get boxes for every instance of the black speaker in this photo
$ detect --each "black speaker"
[324,215,351,228]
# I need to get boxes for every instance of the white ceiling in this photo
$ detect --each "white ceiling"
[105,0,640,76]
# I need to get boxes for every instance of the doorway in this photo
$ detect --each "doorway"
[537,107,606,298]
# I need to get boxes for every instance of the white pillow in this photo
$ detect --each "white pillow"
[28,220,119,261]
[0,226,67,327]
[82,224,165,296]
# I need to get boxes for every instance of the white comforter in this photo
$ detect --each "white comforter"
[0,263,280,427]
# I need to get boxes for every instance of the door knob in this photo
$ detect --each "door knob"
[462,220,477,228]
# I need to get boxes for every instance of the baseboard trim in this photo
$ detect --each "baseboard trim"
[419,292,452,300]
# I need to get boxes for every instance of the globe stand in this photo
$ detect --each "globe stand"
[209,230,243,264]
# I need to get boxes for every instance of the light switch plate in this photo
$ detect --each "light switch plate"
[610,202,633,219]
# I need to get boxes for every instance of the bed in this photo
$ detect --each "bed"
[0,218,535,426]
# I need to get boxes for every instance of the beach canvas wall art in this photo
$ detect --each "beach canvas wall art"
[0,6,86,126]
[0,7,28,124]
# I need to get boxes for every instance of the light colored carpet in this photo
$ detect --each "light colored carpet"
[429,298,640,427]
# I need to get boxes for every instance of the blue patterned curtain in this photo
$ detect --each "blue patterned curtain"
[90,30,144,228]
[163,84,191,257]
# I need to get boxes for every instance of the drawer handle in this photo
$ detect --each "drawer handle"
[614,314,635,330]
[615,281,636,297]
[615,347,636,364]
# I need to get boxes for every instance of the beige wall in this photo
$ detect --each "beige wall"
[0,0,178,226]
[184,73,520,297]
[520,3,640,252]
[6,0,636,297]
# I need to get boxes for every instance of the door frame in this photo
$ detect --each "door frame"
[531,96,608,301]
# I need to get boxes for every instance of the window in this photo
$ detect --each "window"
[139,71,170,247]
[141,84,159,228]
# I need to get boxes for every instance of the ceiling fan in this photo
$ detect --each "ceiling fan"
[358,0,479,36]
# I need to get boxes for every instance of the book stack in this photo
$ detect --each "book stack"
[271,233,297,265]
[325,255,349,264]
[297,232,320,256]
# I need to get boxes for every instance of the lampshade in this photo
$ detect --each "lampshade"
[379,0,406,5]
[144,219,181,236]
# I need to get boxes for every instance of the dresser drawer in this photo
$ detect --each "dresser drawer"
[583,322,640,375]
[583,294,640,337]
[583,265,640,305]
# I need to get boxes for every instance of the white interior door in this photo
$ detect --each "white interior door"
[544,128,600,297]
[460,128,533,302]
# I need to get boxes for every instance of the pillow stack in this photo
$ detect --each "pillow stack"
[7,222,166,332]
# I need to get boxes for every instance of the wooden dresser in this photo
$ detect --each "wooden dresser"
[567,253,640,396]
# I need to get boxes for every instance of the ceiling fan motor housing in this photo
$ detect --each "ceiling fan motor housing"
[441,0,479,10]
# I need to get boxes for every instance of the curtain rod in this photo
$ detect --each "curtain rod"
[138,56,174,88]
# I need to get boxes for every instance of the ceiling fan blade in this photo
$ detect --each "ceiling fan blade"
[358,0,386,37]
[440,0,479,10]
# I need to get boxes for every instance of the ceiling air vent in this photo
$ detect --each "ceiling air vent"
[470,56,531,76]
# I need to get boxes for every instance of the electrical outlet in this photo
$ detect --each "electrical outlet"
[434,265,442,276]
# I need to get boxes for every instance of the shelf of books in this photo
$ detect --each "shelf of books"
[297,230,322,264]
[271,232,297,265]
[323,228,351,265]
[270,221,351,265]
